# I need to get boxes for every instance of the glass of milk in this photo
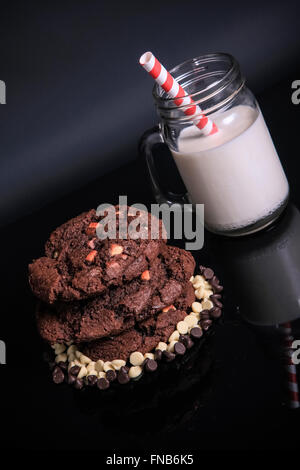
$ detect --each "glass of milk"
[140,53,289,236]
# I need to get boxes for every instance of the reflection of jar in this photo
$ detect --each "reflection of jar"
[211,204,300,325]
[141,53,289,236]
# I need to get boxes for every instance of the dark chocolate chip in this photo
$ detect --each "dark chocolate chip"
[162,351,176,362]
[97,377,110,390]
[200,319,212,330]
[58,361,68,371]
[52,366,64,384]
[106,369,117,382]
[69,365,80,376]
[203,268,214,280]
[74,378,84,390]
[87,375,98,386]
[144,359,158,373]
[198,265,205,274]
[154,350,163,361]
[210,307,222,318]
[179,334,194,349]
[211,294,222,300]
[174,342,186,355]
[190,327,203,339]
[213,284,223,293]
[67,373,76,385]
[120,366,129,374]
[117,370,130,385]
[211,275,219,286]
[200,310,210,320]
[212,298,223,308]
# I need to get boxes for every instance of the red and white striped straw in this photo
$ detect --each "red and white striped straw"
[280,322,300,409]
[139,51,218,136]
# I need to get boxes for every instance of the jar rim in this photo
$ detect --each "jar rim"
[152,52,241,109]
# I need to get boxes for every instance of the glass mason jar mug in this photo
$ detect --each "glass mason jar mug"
[140,53,289,236]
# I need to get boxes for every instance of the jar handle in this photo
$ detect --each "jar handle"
[139,126,190,207]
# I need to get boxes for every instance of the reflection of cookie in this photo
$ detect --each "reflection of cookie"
[29,206,166,304]
[36,246,196,344]
[82,309,187,361]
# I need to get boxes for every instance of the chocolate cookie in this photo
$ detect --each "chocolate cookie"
[36,246,195,344]
[29,206,166,304]
[81,309,187,362]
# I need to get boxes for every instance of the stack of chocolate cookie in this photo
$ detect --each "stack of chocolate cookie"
[29,206,222,389]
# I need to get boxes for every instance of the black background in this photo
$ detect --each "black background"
[1,0,300,455]
[0,0,300,225]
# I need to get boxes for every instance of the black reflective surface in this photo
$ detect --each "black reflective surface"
[1,81,300,451]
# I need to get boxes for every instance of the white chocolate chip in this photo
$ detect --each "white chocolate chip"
[202,299,214,310]
[184,314,198,327]
[204,289,213,299]
[144,353,155,360]
[177,320,188,335]
[54,343,66,355]
[74,359,83,367]
[77,366,88,379]
[189,276,195,283]
[55,353,67,363]
[68,353,76,362]
[128,366,143,379]
[190,311,200,321]
[195,286,206,300]
[87,369,97,377]
[168,330,180,343]
[75,350,82,359]
[51,343,59,350]
[65,341,73,346]
[95,360,104,372]
[98,371,106,379]
[103,361,114,372]
[67,345,77,355]
[111,359,126,370]
[129,351,144,366]
[167,341,177,353]
[80,354,91,365]
[86,362,96,372]
[156,342,168,351]
[192,301,202,313]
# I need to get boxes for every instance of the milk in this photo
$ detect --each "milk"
[171,105,289,233]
